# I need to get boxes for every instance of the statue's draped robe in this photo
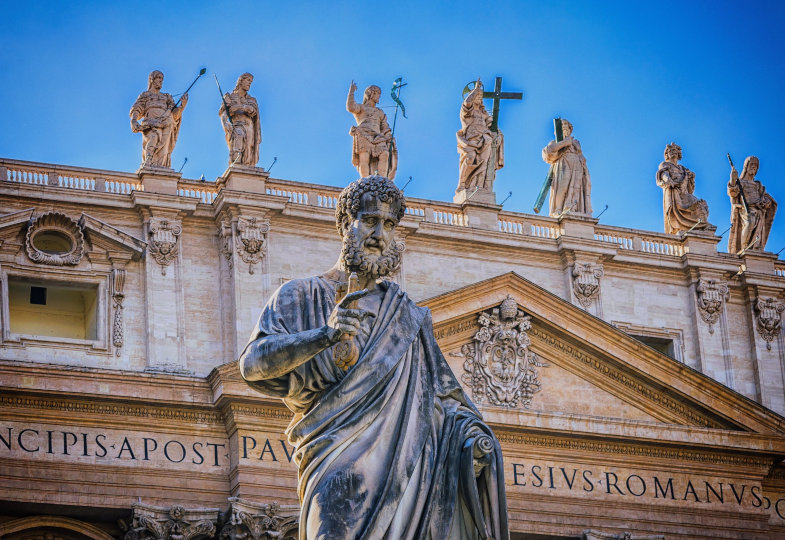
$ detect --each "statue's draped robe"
[656,161,709,234]
[129,91,182,168]
[220,92,262,167]
[456,99,504,191]
[242,277,508,540]
[542,138,591,217]
[728,177,777,254]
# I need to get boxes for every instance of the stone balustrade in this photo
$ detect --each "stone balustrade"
[3,157,784,272]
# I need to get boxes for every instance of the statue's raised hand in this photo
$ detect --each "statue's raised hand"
[349,81,358,94]
[328,289,373,339]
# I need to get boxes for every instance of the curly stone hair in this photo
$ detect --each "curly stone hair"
[335,176,406,235]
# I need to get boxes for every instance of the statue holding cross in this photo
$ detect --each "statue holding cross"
[455,77,522,203]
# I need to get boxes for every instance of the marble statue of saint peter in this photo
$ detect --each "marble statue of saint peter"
[239,175,508,540]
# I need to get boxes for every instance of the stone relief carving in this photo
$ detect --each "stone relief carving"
[219,220,234,269]
[25,212,84,266]
[148,218,182,275]
[695,278,729,334]
[112,269,126,355]
[220,498,299,540]
[235,217,269,274]
[457,295,548,408]
[755,297,785,350]
[572,262,604,308]
[123,504,218,540]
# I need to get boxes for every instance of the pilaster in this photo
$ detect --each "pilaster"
[688,268,733,387]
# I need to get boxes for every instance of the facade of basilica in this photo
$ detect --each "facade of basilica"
[2,74,785,540]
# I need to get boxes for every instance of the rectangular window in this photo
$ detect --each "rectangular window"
[8,278,99,340]
[630,334,675,360]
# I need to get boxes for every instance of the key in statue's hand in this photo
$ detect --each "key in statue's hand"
[327,289,372,340]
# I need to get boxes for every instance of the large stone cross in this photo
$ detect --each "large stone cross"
[483,76,523,132]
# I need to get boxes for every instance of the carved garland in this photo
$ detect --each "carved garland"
[456,295,548,409]
[755,297,785,350]
[572,262,603,308]
[234,217,270,275]
[695,278,729,334]
[148,218,182,275]
[111,269,126,355]
[25,211,84,266]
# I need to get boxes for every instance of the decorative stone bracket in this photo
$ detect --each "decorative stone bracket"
[454,295,548,409]
[572,262,603,308]
[235,217,270,275]
[755,297,785,350]
[148,217,182,275]
[695,278,729,334]
[220,498,299,540]
[123,503,219,540]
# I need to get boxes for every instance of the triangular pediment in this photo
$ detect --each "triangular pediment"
[79,213,146,261]
[422,272,785,437]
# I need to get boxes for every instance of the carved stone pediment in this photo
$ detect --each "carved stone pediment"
[755,297,785,350]
[220,498,299,540]
[696,278,729,334]
[124,503,219,540]
[455,294,548,409]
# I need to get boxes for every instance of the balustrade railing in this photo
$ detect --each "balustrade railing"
[177,180,218,204]
[1,159,142,195]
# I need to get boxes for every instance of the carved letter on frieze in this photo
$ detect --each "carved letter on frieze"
[220,498,299,540]
[124,503,218,540]
[25,211,85,266]
[572,262,604,308]
[112,269,126,355]
[696,278,729,334]
[148,218,182,275]
[755,297,785,350]
[235,217,269,275]
[457,295,548,409]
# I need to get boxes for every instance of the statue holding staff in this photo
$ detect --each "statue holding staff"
[219,72,262,167]
[728,155,777,254]
[346,82,397,179]
[541,118,591,217]
[130,70,188,169]
[239,175,508,539]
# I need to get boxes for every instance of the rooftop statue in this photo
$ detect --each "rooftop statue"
[239,176,508,540]
[656,142,710,234]
[219,72,262,167]
[541,118,592,217]
[346,82,397,179]
[728,155,777,254]
[457,78,504,193]
[130,70,188,169]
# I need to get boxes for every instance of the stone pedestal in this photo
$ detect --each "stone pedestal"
[559,214,598,241]
[217,165,269,194]
[453,187,496,206]
[741,250,778,275]
[138,167,181,196]
[682,228,720,256]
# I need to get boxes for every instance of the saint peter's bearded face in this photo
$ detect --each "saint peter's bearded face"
[341,192,402,280]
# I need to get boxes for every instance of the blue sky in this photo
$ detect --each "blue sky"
[2,1,784,256]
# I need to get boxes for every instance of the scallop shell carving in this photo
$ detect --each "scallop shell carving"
[25,211,84,266]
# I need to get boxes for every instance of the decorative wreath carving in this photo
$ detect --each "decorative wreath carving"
[25,212,84,266]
